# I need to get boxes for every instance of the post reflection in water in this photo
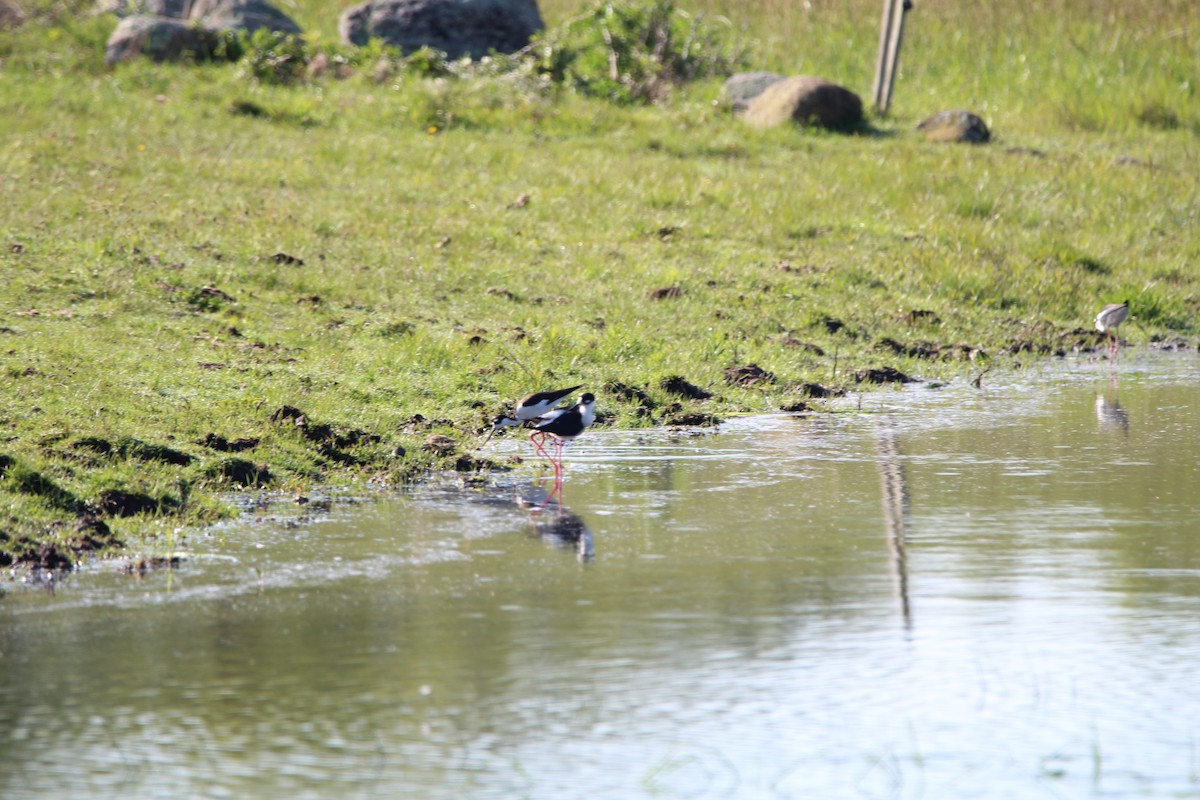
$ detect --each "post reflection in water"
[1096,373,1130,433]
[875,424,913,631]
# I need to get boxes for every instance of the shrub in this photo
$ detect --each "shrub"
[531,0,748,104]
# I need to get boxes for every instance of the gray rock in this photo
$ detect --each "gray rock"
[339,0,544,60]
[1,0,28,27]
[189,0,301,35]
[104,15,222,65]
[917,110,990,143]
[103,0,302,64]
[742,76,863,130]
[722,71,784,114]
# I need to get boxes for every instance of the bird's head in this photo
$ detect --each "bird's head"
[491,413,522,431]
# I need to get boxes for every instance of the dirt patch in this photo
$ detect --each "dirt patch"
[205,458,273,488]
[820,316,847,334]
[777,335,825,355]
[272,251,304,266]
[16,542,74,571]
[724,363,775,386]
[200,433,260,452]
[604,381,657,410]
[423,434,458,456]
[269,404,380,466]
[66,515,116,553]
[662,411,722,427]
[121,438,193,466]
[71,436,193,465]
[661,375,712,400]
[73,436,114,456]
[91,489,169,517]
[854,366,914,384]
[485,287,519,301]
[648,285,684,300]
[876,337,942,360]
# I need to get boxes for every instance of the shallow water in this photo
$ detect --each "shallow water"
[3,352,1200,799]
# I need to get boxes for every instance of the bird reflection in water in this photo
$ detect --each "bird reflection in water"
[876,425,913,632]
[516,484,595,562]
[1095,375,1129,433]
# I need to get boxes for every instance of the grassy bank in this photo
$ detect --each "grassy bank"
[1,0,1197,566]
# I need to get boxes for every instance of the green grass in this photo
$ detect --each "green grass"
[1,0,1198,564]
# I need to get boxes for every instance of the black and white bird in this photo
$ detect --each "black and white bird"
[529,392,596,506]
[483,384,582,444]
[1095,301,1130,355]
[531,392,596,446]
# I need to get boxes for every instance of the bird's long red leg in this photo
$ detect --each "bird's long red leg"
[528,430,551,463]
[553,439,565,504]
[541,439,564,508]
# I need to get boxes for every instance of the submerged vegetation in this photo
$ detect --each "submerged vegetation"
[1,0,1198,566]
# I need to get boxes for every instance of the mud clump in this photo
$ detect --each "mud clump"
[724,363,775,386]
[91,489,169,517]
[661,376,713,400]
[605,381,656,410]
[794,382,845,399]
[648,285,684,300]
[820,316,847,334]
[205,458,273,488]
[876,337,942,360]
[67,515,116,552]
[200,433,260,452]
[269,404,380,465]
[423,435,458,456]
[17,542,74,571]
[854,366,914,385]
[72,436,193,465]
[73,436,114,456]
[662,411,722,427]
[777,335,825,355]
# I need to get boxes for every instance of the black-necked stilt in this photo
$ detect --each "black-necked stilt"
[1095,301,1130,356]
[483,384,582,445]
[529,392,595,506]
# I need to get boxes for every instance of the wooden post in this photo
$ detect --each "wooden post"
[871,0,898,112]
[872,0,912,115]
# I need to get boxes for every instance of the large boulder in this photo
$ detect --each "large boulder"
[722,71,784,114]
[189,0,301,35]
[104,16,223,65]
[742,76,863,131]
[103,0,301,65]
[917,109,991,143]
[339,0,544,59]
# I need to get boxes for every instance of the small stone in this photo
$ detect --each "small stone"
[917,110,991,143]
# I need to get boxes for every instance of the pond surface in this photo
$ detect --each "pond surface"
[3,352,1200,799]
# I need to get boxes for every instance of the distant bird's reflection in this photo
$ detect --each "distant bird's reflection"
[1096,376,1129,433]
[517,484,595,562]
[875,425,912,631]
